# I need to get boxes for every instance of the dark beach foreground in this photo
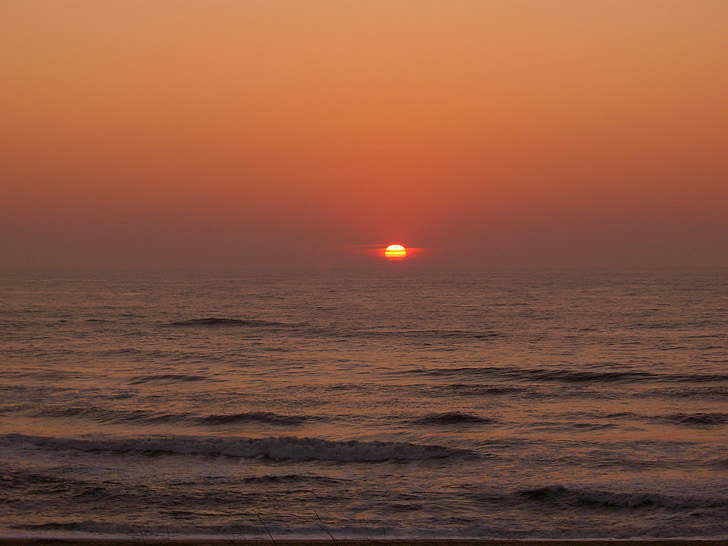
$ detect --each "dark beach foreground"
[0,538,728,546]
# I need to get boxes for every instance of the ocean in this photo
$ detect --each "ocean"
[1,269,727,540]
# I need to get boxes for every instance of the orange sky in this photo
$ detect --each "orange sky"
[2,0,727,270]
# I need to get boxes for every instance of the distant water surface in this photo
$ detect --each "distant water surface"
[1,270,727,539]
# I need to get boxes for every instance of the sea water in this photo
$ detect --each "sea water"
[1,269,727,539]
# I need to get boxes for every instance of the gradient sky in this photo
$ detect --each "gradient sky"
[2,0,727,270]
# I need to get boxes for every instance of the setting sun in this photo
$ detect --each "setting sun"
[384,244,407,260]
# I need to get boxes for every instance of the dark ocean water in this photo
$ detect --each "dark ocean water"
[1,270,727,539]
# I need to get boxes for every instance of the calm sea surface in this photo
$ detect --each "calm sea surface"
[1,270,727,539]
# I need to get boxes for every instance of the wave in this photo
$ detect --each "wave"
[657,412,728,426]
[128,373,210,385]
[646,386,728,400]
[672,373,728,383]
[170,317,301,328]
[1,434,474,462]
[30,407,312,427]
[12,522,114,533]
[713,458,728,468]
[403,366,728,384]
[168,319,502,344]
[533,421,617,432]
[403,366,655,383]
[411,411,496,426]
[337,327,502,341]
[512,485,728,511]
[241,473,343,485]
[32,406,189,425]
[199,412,310,426]
[444,383,537,396]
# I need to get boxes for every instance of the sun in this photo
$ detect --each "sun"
[384,244,407,260]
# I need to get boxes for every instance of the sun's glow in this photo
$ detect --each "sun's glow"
[384,244,407,260]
